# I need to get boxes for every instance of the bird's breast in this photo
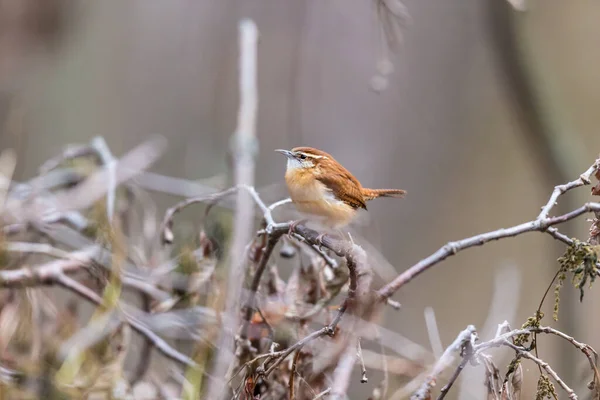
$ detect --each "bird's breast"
[284,170,355,227]
[284,170,328,202]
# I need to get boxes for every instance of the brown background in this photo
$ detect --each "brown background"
[1,0,600,398]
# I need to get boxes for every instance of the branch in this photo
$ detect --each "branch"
[206,18,260,400]
[537,160,599,220]
[262,236,373,378]
[503,341,577,400]
[377,202,600,300]
[411,325,477,400]
[0,243,173,302]
[329,337,359,400]
[377,158,600,300]
[55,274,199,369]
[0,247,97,286]
[238,232,283,344]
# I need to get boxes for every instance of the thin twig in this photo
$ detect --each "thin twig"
[90,137,118,222]
[263,236,372,384]
[436,357,468,400]
[206,18,260,400]
[289,348,302,400]
[537,160,599,220]
[377,202,600,300]
[411,325,477,400]
[329,337,359,400]
[357,337,368,383]
[54,274,199,369]
[313,388,331,399]
[378,158,600,300]
[0,247,97,286]
[502,341,577,400]
[238,233,284,343]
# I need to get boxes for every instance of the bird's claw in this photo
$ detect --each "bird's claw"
[288,220,301,240]
[316,233,326,250]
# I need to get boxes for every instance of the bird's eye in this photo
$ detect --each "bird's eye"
[298,154,307,160]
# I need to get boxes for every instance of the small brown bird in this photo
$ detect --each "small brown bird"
[275,146,406,232]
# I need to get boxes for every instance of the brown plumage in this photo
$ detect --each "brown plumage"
[275,146,406,228]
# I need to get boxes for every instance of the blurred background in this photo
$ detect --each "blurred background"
[1,0,600,398]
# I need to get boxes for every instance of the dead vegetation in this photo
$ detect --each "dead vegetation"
[1,15,600,400]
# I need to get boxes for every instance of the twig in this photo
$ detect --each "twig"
[0,149,17,210]
[54,274,199,369]
[436,357,468,400]
[46,136,167,215]
[502,341,577,400]
[90,137,118,222]
[410,325,477,400]
[263,237,372,379]
[290,232,339,269]
[238,233,284,343]
[160,187,238,244]
[0,243,172,301]
[0,247,97,286]
[329,337,359,400]
[206,18,260,400]
[376,327,390,399]
[289,349,302,400]
[377,158,600,300]
[129,290,153,384]
[424,307,443,359]
[537,160,598,220]
[534,326,600,386]
[475,325,600,389]
[377,202,600,300]
[38,143,97,174]
[313,388,331,399]
[3,241,88,261]
[160,184,277,244]
[386,298,402,310]
[357,337,368,383]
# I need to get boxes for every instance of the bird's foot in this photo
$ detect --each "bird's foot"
[316,233,327,250]
[315,233,326,248]
[287,219,305,240]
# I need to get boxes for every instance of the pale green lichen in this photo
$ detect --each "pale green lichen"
[535,374,557,400]
[554,240,598,321]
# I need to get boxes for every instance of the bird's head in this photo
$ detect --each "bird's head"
[274,147,332,172]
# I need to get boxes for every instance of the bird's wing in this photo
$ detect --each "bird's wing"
[315,172,367,210]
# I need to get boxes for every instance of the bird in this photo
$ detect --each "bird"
[275,146,406,239]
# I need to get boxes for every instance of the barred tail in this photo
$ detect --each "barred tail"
[361,188,407,201]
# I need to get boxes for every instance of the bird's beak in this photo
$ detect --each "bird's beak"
[274,149,294,158]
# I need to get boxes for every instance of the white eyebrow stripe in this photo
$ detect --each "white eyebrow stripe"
[297,152,326,160]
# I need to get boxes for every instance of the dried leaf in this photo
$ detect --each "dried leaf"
[507,362,523,400]
[592,168,600,196]
[483,356,501,400]
[0,301,19,357]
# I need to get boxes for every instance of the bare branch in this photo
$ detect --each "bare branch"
[538,159,599,220]
[56,274,199,369]
[378,158,600,300]
[411,325,477,400]
[377,202,600,300]
[206,18,260,400]
[503,341,577,399]
[0,247,97,286]
[329,337,359,400]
